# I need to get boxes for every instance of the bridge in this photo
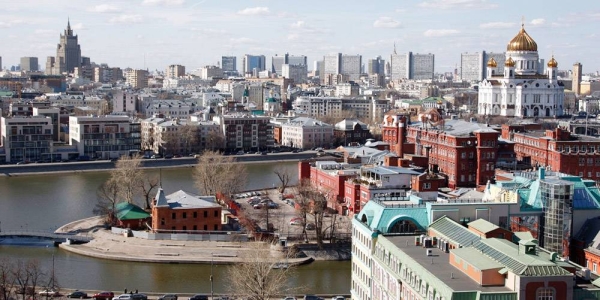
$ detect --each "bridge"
[0,231,93,244]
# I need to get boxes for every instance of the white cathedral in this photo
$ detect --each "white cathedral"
[478,24,564,117]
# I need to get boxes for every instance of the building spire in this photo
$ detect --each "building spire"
[393,42,397,55]
[66,17,73,35]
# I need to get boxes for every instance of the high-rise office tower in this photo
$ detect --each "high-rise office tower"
[21,57,39,72]
[573,62,582,95]
[282,64,307,84]
[460,51,505,82]
[313,60,324,77]
[367,56,385,75]
[242,54,266,75]
[341,54,362,81]
[390,51,435,81]
[272,54,288,75]
[221,56,237,72]
[288,55,307,67]
[323,53,342,76]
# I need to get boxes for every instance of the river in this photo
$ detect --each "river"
[0,161,351,294]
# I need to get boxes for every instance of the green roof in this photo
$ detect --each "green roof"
[358,200,428,233]
[452,247,504,270]
[468,219,499,234]
[470,239,571,276]
[429,216,481,247]
[115,202,150,220]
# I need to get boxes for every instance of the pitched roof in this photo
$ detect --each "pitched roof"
[428,216,481,247]
[155,188,169,207]
[468,219,500,234]
[164,190,220,209]
[115,202,151,220]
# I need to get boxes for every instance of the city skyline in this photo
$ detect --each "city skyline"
[1,0,599,74]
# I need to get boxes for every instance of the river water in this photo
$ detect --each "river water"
[0,162,351,294]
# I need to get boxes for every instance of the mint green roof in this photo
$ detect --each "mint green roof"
[429,216,481,247]
[452,248,504,270]
[0,91,13,97]
[115,202,151,220]
[468,219,499,234]
[470,239,571,276]
[357,200,428,233]
[421,96,444,103]
[266,97,277,103]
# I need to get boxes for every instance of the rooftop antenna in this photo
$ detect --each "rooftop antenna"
[159,168,163,188]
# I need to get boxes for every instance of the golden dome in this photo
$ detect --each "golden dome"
[505,56,515,67]
[487,57,498,68]
[547,55,558,68]
[507,24,538,52]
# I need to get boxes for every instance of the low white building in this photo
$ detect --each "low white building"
[69,115,141,159]
[142,100,193,118]
[281,117,333,149]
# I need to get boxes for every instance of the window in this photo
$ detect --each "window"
[160,218,165,225]
[204,211,208,218]
[594,263,598,273]
[214,224,218,230]
[193,212,197,218]
[461,152,466,159]
[536,288,554,300]
[183,212,187,219]
[214,210,218,217]
[204,225,208,230]
[193,225,197,230]
[182,226,187,231]
[172,212,176,219]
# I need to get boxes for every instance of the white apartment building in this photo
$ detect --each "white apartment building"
[200,66,223,80]
[282,64,307,84]
[281,117,333,149]
[142,100,192,118]
[43,93,108,114]
[335,82,360,97]
[323,53,341,75]
[293,96,391,123]
[1,115,54,163]
[69,115,141,159]
[112,91,137,115]
[390,52,435,81]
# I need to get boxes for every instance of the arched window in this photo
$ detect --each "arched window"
[537,287,555,300]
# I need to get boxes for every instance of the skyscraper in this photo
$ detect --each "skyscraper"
[20,57,39,72]
[323,53,341,76]
[272,54,287,75]
[390,52,434,81]
[460,51,505,82]
[221,56,237,72]
[46,19,82,74]
[242,54,266,75]
[367,56,385,75]
[341,54,362,81]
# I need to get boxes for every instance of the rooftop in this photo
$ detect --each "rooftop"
[410,119,499,137]
[385,235,512,293]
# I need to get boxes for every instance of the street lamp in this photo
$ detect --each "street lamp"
[210,255,214,300]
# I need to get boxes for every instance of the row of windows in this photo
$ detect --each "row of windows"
[162,224,219,231]
[170,210,218,219]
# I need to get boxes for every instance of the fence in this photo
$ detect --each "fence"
[111,227,248,242]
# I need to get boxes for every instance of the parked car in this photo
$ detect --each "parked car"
[93,291,114,300]
[303,295,322,300]
[39,289,60,297]
[164,154,174,159]
[283,297,297,300]
[188,295,208,300]
[236,151,245,155]
[305,223,316,230]
[331,297,345,300]
[253,203,264,209]
[67,291,88,298]
[131,294,147,300]
[290,218,303,226]
[112,294,132,300]
[158,294,178,300]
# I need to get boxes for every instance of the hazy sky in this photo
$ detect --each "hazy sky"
[2,0,599,74]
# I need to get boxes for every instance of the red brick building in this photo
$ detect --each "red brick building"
[382,109,500,188]
[151,188,222,232]
[502,124,600,180]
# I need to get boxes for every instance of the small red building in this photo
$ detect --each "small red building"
[151,188,222,232]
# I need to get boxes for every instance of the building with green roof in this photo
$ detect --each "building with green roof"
[115,202,151,230]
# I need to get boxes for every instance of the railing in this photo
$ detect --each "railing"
[0,230,92,242]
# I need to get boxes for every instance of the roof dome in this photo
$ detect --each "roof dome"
[547,56,558,68]
[487,57,498,68]
[507,25,538,52]
[505,56,515,67]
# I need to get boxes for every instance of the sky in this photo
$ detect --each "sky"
[1,0,600,74]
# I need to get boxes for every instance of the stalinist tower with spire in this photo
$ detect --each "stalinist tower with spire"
[45,19,81,75]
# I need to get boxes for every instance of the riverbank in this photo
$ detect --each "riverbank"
[55,215,351,265]
[0,151,320,177]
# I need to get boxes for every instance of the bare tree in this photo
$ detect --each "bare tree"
[12,259,45,300]
[273,166,293,194]
[227,243,296,300]
[93,180,121,225]
[139,175,160,210]
[26,260,45,300]
[194,150,247,198]
[111,155,144,204]
[295,179,329,249]
[0,258,16,300]
[179,124,199,155]
[205,128,225,152]
[295,179,313,243]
